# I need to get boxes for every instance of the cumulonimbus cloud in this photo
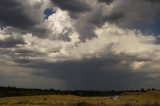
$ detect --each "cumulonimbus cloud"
[1,8,160,75]
[0,0,160,90]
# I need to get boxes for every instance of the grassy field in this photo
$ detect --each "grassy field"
[0,91,160,106]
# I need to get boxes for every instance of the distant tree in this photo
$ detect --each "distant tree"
[151,88,156,91]
[140,88,145,92]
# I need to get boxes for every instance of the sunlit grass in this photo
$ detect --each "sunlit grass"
[0,91,160,106]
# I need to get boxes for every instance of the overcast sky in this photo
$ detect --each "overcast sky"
[0,0,160,90]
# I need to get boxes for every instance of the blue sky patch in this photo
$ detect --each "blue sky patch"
[43,7,55,20]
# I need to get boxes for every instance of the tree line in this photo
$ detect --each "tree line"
[0,86,158,98]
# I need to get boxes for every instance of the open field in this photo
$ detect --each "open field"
[0,91,160,106]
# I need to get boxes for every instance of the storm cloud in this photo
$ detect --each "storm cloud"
[51,0,90,13]
[22,53,155,90]
[0,0,35,29]
[0,0,160,90]
[1,0,160,40]
[0,0,51,36]
[98,0,114,4]
[51,0,160,40]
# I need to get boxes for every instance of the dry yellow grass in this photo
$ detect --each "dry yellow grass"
[0,91,160,106]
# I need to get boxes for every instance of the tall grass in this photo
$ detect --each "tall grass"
[0,91,160,106]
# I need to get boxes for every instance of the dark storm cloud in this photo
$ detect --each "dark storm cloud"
[0,0,36,29]
[0,0,160,90]
[50,0,105,41]
[0,0,160,41]
[98,0,114,4]
[19,53,156,90]
[99,0,160,35]
[145,0,160,3]
[0,0,50,37]
[51,0,160,41]
[88,12,124,28]
[51,0,90,13]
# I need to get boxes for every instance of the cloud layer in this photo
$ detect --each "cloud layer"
[0,0,160,90]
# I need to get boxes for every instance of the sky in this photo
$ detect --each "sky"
[0,0,160,90]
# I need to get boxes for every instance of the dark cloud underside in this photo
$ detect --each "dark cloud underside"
[0,0,35,29]
[146,0,160,3]
[18,52,157,90]
[51,0,90,13]
[98,0,114,4]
